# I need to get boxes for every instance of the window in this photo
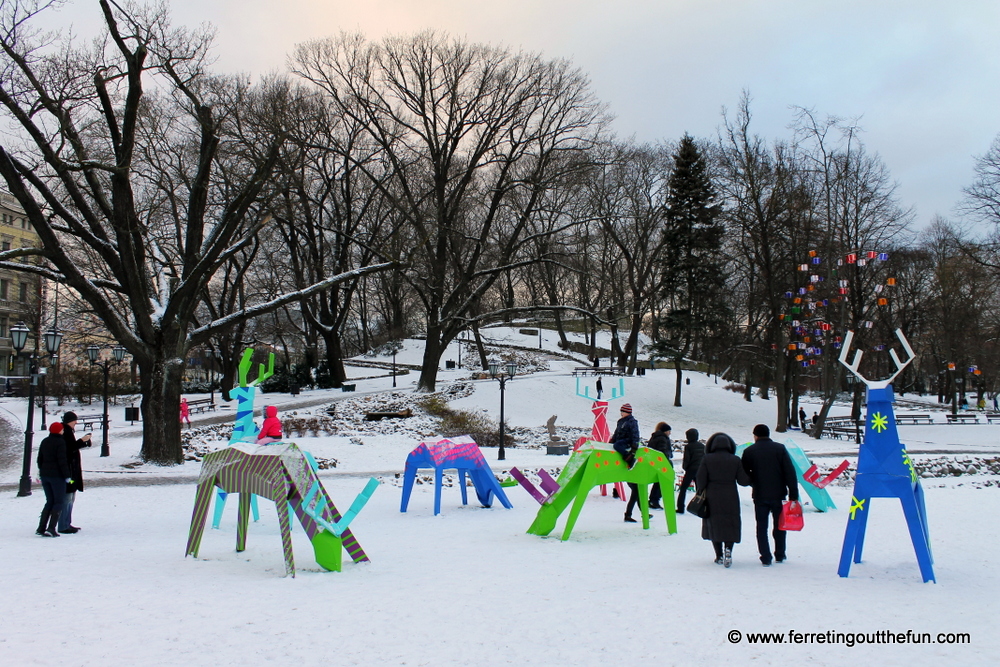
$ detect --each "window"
[20,217,28,229]
[0,279,8,300]
[0,316,7,338]
[18,281,27,302]
[1,242,9,251]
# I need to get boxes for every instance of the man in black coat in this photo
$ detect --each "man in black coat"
[58,411,92,534]
[36,422,70,537]
[741,424,799,566]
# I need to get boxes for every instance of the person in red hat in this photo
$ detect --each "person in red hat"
[36,422,69,537]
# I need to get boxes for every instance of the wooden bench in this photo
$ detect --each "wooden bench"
[77,414,104,431]
[572,366,625,377]
[895,414,934,425]
[364,408,413,421]
[945,413,980,424]
[186,398,217,414]
[987,413,1000,424]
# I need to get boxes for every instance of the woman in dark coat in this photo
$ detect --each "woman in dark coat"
[645,422,672,509]
[695,432,750,567]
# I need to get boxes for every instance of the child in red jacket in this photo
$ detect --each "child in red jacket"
[256,405,283,444]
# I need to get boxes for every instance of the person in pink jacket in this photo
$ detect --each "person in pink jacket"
[180,397,191,426]
[256,405,283,444]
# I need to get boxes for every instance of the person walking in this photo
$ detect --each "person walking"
[798,407,807,428]
[36,422,70,537]
[180,397,191,427]
[741,424,799,566]
[676,428,705,513]
[609,404,641,522]
[58,411,91,534]
[696,432,750,567]
[645,422,672,509]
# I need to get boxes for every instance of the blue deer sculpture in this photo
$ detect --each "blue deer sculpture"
[837,328,935,583]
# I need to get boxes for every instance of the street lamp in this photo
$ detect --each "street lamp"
[488,360,517,461]
[87,344,128,457]
[37,327,60,431]
[205,349,215,406]
[11,322,63,497]
[392,348,397,388]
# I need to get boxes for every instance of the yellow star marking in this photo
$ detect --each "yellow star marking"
[870,412,889,433]
[902,451,917,483]
[849,496,866,520]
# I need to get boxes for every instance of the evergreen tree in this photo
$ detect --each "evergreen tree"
[655,135,729,406]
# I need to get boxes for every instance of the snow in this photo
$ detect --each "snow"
[0,326,995,665]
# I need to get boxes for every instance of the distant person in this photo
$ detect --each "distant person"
[960,396,969,410]
[977,397,986,411]
[798,407,807,428]
[609,404,641,522]
[596,376,603,400]
[696,432,751,567]
[645,422,672,509]
[742,424,799,566]
[59,411,91,534]
[676,428,705,513]
[256,405,283,444]
[994,395,999,412]
[36,422,70,537]
[593,357,600,368]
[180,397,191,426]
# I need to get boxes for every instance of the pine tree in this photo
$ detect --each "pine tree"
[655,135,729,406]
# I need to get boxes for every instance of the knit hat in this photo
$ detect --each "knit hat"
[753,423,770,438]
[63,411,78,423]
[620,403,632,414]
[686,428,699,442]
[48,422,64,434]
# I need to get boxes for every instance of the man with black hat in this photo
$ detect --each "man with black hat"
[741,424,798,566]
[609,403,641,522]
[59,411,92,534]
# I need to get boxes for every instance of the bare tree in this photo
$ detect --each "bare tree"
[0,2,391,463]
[292,31,606,390]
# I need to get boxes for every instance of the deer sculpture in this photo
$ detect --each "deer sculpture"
[837,328,935,583]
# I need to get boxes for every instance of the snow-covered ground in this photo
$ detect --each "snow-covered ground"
[0,326,996,665]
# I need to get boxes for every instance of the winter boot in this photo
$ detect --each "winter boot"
[723,547,733,568]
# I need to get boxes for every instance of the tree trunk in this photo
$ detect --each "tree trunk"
[417,326,445,391]
[473,324,489,370]
[139,355,185,465]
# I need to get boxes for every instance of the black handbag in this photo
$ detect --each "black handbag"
[686,488,709,518]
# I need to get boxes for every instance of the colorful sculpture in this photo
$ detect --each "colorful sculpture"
[837,329,935,583]
[524,441,677,541]
[186,442,377,576]
[399,436,513,515]
[573,376,627,500]
[213,348,276,526]
[735,439,847,513]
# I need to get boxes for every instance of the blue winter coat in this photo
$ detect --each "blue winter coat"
[610,414,640,456]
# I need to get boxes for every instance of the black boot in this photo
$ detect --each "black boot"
[37,508,50,536]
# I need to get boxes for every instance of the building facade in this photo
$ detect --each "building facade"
[0,192,42,377]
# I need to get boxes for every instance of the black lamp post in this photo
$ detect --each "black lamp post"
[12,322,63,497]
[488,360,517,461]
[392,348,397,388]
[87,344,128,457]
[205,349,215,406]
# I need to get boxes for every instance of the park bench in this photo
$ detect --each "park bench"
[186,398,216,414]
[987,413,1000,424]
[572,366,626,377]
[945,413,980,424]
[828,425,860,440]
[895,414,934,425]
[77,414,104,431]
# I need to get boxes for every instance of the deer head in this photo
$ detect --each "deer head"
[838,328,916,389]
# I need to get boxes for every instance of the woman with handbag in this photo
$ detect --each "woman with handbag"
[695,432,751,567]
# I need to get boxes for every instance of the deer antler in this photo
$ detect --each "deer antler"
[838,328,915,389]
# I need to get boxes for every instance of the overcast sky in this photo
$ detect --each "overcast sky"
[43,0,1000,232]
